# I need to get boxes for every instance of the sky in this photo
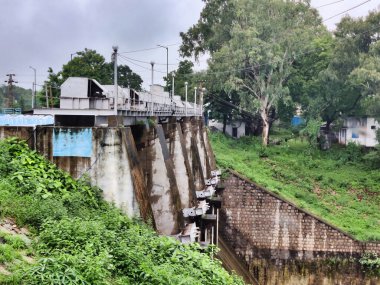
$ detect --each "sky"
[0,0,379,91]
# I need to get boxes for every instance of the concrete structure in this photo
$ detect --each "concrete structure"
[0,117,216,237]
[209,119,247,138]
[338,117,379,147]
[33,77,202,127]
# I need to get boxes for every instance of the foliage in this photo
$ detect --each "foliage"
[185,0,325,146]
[164,60,194,99]
[360,252,380,275]
[363,129,380,169]
[305,11,380,130]
[0,138,244,284]
[210,132,380,241]
[299,118,323,148]
[0,84,32,111]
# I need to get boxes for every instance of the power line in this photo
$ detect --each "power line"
[323,0,371,22]
[120,55,178,66]
[315,0,344,9]
[118,54,167,74]
[119,43,180,54]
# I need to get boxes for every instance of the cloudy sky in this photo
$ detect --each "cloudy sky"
[0,0,379,91]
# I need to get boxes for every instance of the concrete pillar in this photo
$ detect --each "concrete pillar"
[90,128,140,217]
[171,122,197,208]
[123,128,155,225]
[150,124,183,235]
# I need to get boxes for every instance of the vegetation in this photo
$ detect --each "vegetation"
[180,0,380,145]
[0,85,32,111]
[0,138,244,285]
[210,132,380,242]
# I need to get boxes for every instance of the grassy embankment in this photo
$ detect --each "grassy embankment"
[0,138,245,285]
[210,132,380,242]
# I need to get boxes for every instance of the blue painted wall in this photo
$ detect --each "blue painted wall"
[0,115,54,126]
[291,116,304,126]
[53,128,92,157]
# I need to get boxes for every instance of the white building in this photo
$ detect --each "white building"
[338,117,379,147]
[208,119,247,138]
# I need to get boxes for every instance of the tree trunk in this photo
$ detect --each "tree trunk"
[223,114,227,134]
[325,120,332,133]
[261,111,270,146]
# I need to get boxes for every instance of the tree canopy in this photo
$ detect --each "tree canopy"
[182,0,325,145]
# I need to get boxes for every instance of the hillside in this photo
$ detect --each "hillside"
[210,132,380,242]
[0,138,245,285]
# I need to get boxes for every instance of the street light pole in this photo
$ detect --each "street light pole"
[194,87,197,116]
[29,66,36,109]
[112,46,118,116]
[157,44,168,80]
[185,82,188,116]
[70,52,78,61]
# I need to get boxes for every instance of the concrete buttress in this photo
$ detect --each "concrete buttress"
[174,122,197,208]
[91,128,140,217]
[150,125,183,235]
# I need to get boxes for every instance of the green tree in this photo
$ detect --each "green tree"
[206,0,323,145]
[164,60,194,99]
[180,0,236,58]
[306,11,380,130]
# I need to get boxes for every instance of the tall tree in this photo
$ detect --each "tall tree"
[164,60,194,99]
[180,0,235,58]
[306,11,380,130]
[206,0,323,145]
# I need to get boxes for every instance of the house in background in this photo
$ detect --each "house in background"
[338,117,379,147]
[208,119,247,138]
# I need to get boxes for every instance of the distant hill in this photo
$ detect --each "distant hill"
[0,85,32,112]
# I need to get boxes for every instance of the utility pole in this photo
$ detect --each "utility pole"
[45,85,49,108]
[194,87,197,116]
[4,74,17,108]
[29,66,36,109]
[185,82,188,116]
[157,44,168,80]
[150,61,154,115]
[150,61,155,86]
[112,46,118,115]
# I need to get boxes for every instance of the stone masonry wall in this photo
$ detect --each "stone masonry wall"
[220,171,380,265]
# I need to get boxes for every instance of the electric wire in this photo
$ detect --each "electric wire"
[119,43,180,54]
[120,55,178,66]
[323,0,372,22]
[315,0,345,9]
[118,54,167,74]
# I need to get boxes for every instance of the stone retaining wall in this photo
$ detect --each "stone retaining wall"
[220,171,380,264]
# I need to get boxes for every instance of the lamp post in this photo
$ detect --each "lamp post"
[70,52,78,61]
[150,61,154,115]
[29,66,36,109]
[194,87,197,116]
[157,44,169,81]
[185,82,188,116]
[112,46,118,115]
[201,87,206,116]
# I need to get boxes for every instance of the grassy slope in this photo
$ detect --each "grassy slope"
[210,132,380,241]
[0,138,245,285]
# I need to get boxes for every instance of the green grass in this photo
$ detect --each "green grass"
[0,137,245,285]
[210,132,380,242]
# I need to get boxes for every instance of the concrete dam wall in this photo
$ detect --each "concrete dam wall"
[0,117,215,236]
